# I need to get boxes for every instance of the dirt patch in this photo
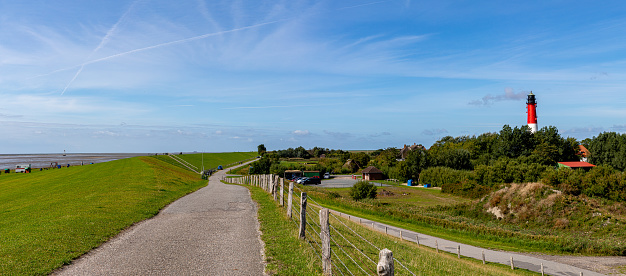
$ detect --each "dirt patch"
[519,253,626,275]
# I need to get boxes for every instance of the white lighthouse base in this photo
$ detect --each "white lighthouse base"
[528,123,538,133]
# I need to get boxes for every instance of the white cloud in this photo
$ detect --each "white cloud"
[292,130,310,136]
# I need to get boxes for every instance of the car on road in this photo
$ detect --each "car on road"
[324,172,330,179]
[302,177,321,185]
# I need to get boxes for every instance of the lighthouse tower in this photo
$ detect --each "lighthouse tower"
[526,92,538,133]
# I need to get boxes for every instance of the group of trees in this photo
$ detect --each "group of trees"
[251,126,626,201]
[583,132,626,170]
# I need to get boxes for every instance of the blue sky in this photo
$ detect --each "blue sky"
[1,0,625,153]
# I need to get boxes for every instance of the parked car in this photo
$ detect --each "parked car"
[324,172,330,179]
[302,177,321,185]
[297,177,307,184]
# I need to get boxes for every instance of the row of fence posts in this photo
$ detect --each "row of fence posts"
[223,174,590,276]
[224,174,395,276]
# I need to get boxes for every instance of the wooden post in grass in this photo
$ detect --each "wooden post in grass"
[273,177,278,201]
[416,234,420,246]
[287,182,294,218]
[320,208,331,275]
[377,248,394,276]
[435,240,439,253]
[540,263,544,275]
[510,256,514,270]
[299,192,307,239]
[457,245,460,258]
[280,178,284,206]
[482,250,485,264]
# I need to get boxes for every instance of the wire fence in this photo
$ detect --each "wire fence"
[223,174,416,276]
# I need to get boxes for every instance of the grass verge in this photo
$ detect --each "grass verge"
[240,181,538,275]
[0,157,207,275]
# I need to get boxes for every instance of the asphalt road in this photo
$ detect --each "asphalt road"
[54,161,264,276]
[329,210,605,276]
[316,176,391,188]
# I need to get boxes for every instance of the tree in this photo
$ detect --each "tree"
[405,148,428,180]
[349,181,377,200]
[350,152,370,169]
[257,144,267,156]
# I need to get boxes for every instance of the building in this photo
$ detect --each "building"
[526,92,538,133]
[399,143,425,160]
[577,145,590,162]
[362,166,384,181]
[558,161,595,170]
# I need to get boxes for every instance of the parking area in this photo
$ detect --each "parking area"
[313,176,391,188]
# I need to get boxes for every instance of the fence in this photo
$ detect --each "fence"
[223,174,416,276]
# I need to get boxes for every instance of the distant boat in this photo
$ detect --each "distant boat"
[63,150,66,157]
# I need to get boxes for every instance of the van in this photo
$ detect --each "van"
[16,164,31,173]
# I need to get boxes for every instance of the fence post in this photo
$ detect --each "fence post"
[287,182,294,218]
[299,192,307,239]
[273,180,278,201]
[510,256,514,270]
[320,208,331,275]
[457,245,460,258]
[280,178,284,206]
[541,263,544,276]
[435,240,439,253]
[482,250,485,264]
[377,248,394,276]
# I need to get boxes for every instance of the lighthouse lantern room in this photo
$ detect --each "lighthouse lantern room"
[526,92,538,133]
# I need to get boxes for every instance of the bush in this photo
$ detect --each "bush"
[350,181,377,201]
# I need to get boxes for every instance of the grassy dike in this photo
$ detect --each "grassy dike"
[241,182,538,275]
[0,156,207,275]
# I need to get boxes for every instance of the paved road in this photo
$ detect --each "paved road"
[329,211,605,276]
[317,176,391,188]
[54,161,264,276]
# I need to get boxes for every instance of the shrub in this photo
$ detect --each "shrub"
[350,181,377,201]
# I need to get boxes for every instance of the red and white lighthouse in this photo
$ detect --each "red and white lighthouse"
[526,92,537,133]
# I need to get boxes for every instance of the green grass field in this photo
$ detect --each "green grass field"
[299,184,573,255]
[240,181,538,275]
[0,156,215,275]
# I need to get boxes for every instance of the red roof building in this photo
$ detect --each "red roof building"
[558,161,595,169]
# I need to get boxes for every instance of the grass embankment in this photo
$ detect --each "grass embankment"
[0,157,207,275]
[243,181,537,275]
[299,184,617,256]
[153,151,257,171]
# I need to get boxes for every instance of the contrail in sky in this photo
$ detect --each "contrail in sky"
[61,0,141,95]
[42,0,388,86]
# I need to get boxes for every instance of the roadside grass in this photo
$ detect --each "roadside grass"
[0,157,207,275]
[245,183,322,275]
[298,185,580,255]
[153,152,257,172]
[240,181,537,275]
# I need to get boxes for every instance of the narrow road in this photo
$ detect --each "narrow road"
[54,161,264,276]
[329,210,605,276]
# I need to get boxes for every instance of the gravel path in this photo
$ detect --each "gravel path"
[54,161,264,276]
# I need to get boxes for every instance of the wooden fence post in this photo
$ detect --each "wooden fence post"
[435,240,439,253]
[320,208,331,275]
[280,178,284,206]
[482,250,485,264]
[510,256,514,270]
[377,248,394,276]
[287,182,294,218]
[299,192,307,239]
[457,245,460,258]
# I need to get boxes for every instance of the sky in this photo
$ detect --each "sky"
[1,0,625,154]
